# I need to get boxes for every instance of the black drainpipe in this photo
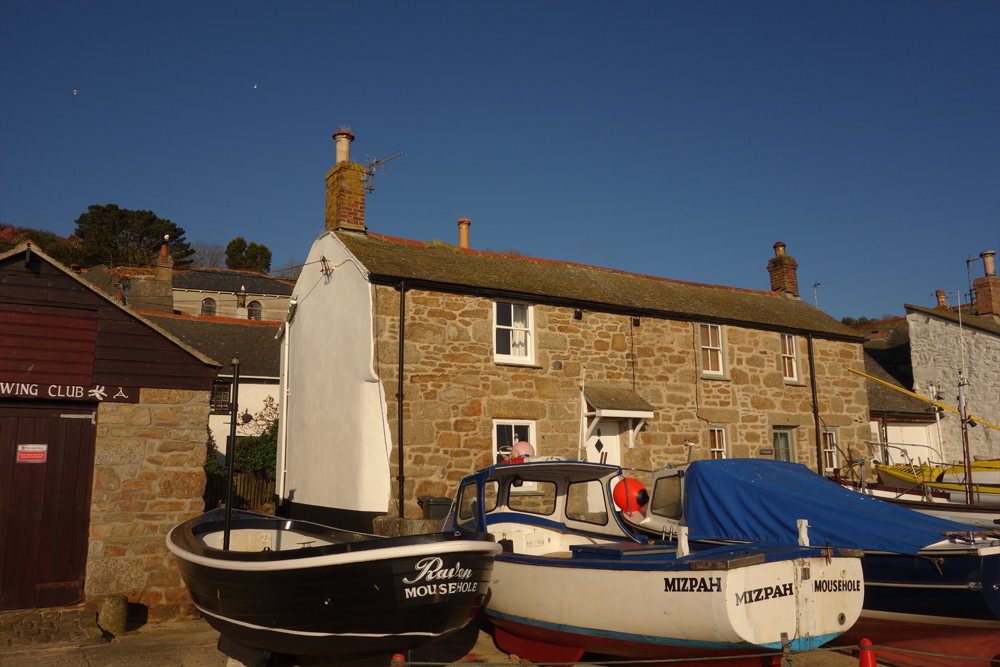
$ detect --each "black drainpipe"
[396,281,407,518]
[807,334,823,475]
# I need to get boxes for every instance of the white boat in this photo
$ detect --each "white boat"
[443,458,864,664]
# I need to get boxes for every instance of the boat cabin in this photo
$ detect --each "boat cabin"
[448,458,646,557]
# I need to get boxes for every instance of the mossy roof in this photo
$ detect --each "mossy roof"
[337,231,863,341]
[905,304,1000,337]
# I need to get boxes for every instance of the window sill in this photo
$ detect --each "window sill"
[494,360,542,369]
[783,380,807,387]
[700,373,731,381]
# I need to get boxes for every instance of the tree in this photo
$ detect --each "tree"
[271,256,304,281]
[1,225,83,266]
[225,236,272,274]
[73,204,194,268]
[190,241,226,268]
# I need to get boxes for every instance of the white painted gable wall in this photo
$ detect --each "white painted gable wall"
[277,232,391,513]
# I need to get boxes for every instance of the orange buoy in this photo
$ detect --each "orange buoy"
[390,653,406,667]
[858,638,876,667]
[613,478,649,513]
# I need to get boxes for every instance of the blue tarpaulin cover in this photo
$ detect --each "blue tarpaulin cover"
[682,459,973,555]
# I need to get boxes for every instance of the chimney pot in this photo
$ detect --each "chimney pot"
[773,242,786,257]
[161,235,169,256]
[457,218,471,249]
[935,289,948,309]
[333,129,355,164]
[981,250,996,277]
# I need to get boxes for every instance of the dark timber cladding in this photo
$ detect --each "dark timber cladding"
[0,403,97,610]
[0,246,219,390]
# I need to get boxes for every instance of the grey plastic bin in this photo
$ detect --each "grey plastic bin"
[417,496,452,520]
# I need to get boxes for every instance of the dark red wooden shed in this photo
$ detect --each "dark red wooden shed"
[1,242,219,614]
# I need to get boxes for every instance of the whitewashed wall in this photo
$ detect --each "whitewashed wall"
[208,381,280,456]
[907,311,1000,462]
[869,420,943,465]
[276,232,391,513]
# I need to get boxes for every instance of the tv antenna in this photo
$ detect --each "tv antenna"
[812,280,838,307]
[364,152,403,193]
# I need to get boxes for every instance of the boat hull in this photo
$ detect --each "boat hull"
[484,553,862,661]
[168,511,499,657]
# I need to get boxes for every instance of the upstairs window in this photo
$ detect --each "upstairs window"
[823,429,839,474]
[709,426,727,459]
[201,298,217,316]
[494,301,533,364]
[781,334,798,382]
[210,381,231,414]
[247,301,262,320]
[699,323,724,376]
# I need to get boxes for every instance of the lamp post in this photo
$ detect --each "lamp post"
[223,358,241,550]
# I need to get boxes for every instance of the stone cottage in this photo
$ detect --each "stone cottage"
[275,132,871,532]
[0,242,218,639]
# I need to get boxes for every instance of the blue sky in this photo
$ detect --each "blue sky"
[2,1,998,321]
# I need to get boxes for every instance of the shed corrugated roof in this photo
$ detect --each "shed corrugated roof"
[172,268,294,296]
[337,232,862,340]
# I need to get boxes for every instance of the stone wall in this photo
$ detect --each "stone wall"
[87,388,210,623]
[908,312,1000,461]
[0,607,104,648]
[373,286,870,517]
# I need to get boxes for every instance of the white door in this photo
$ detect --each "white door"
[586,421,620,466]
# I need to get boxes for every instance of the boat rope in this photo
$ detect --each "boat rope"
[847,367,1000,432]
[405,642,1000,666]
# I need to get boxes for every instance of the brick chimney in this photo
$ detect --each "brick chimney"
[155,235,173,283]
[973,249,1000,322]
[767,242,799,298]
[325,129,367,233]
[934,289,949,310]
[457,218,471,249]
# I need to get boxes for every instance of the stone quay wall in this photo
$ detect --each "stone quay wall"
[87,388,210,623]
[373,286,870,517]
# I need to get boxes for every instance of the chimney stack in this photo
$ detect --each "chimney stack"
[767,242,799,298]
[155,234,173,284]
[973,249,1000,322]
[325,129,367,233]
[458,218,471,249]
[935,289,949,309]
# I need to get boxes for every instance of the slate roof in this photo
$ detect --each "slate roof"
[142,313,281,378]
[863,344,931,417]
[905,304,1000,337]
[173,268,295,296]
[337,232,862,341]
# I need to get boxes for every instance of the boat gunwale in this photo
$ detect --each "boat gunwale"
[167,509,500,566]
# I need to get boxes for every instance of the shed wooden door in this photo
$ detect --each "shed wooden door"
[0,404,96,611]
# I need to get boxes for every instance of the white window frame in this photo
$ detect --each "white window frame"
[699,323,724,376]
[493,419,537,493]
[822,429,839,474]
[780,334,799,382]
[201,298,216,316]
[773,427,795,462]
[247,300,262,320]
[493,301,534,365]
[709,426,728,460]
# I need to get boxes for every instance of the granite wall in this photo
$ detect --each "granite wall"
[373,286,870,517]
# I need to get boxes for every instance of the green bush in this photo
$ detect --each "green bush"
[234,420,279,480]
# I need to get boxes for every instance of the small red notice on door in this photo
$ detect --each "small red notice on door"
[17,444,47,462]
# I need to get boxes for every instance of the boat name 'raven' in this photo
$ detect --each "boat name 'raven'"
[403,557,473,584]
[735,582,794,606]
[663,577,721,593]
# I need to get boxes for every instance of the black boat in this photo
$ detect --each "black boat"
[167,509,501,659]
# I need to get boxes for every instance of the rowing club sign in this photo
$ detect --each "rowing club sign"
[0,382,139,403]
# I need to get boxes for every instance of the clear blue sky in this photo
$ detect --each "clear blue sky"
[2,1,998,321]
